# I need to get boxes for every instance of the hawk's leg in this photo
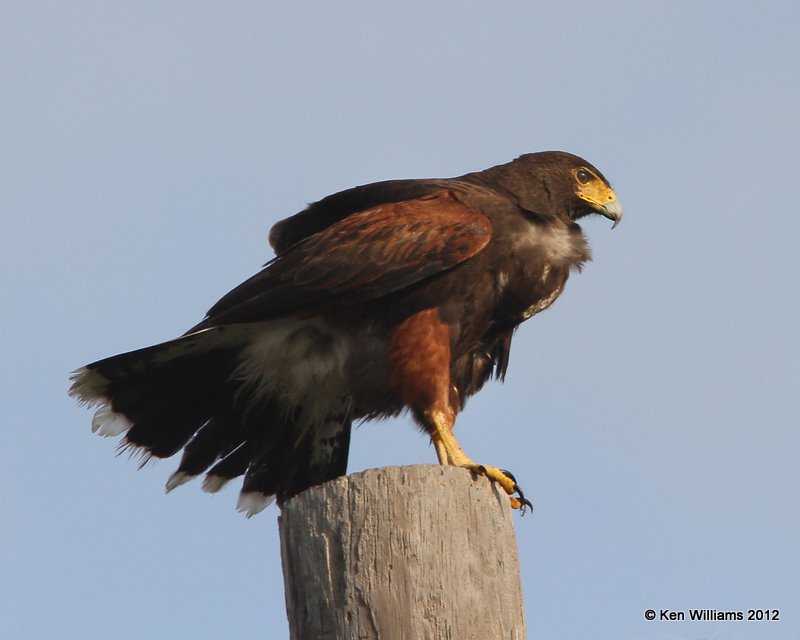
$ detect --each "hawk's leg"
[428,410,531,511]
[388,308,531,512]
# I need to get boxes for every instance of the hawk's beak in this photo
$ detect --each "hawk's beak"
[599,199,623,229]
[576,178,623,229]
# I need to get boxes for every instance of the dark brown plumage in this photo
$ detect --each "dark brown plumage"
[70,151,622,515]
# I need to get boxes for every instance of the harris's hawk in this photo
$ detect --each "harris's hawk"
[70,151,622,515]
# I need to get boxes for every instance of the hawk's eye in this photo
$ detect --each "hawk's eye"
[576,169,593,184]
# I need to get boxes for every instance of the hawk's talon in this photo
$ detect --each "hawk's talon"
[471,464,532,513]
[518,496,533,515]
[501,472,532,514]
[500,469,517,483]
[512,481,533,514]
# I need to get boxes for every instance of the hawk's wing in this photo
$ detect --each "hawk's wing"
[192,191,492,329]
[269,178,453,254]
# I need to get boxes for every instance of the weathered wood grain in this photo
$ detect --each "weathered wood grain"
[279,464,527,639]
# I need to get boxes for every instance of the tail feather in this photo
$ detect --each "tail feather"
[195,397,289,493]
[239,416,352,512]
[172,413,241,478]
[113,355,238,458]
[70,330,242,460]
[203,443,251,490]
[166,413,245,493]
[71,324,355,515]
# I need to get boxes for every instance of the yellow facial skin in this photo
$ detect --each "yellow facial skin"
[573,167,623,228]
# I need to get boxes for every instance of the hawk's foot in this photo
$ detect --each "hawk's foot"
[429,415,532,513]
[475,465,533,514]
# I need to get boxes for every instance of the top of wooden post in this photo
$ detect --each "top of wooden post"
[279,464,527,640]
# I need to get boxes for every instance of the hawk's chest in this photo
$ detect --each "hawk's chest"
[494,222,590,321]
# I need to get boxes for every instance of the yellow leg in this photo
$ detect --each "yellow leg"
[432,431,451,465]
[429,411,531,512]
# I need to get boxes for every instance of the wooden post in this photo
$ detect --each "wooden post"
[279,464,527,640]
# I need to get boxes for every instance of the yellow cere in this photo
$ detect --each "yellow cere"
[573,167,618,209]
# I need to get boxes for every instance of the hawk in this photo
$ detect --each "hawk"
[70,151,622,516]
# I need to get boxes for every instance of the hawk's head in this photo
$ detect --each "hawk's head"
[494,151,623,228]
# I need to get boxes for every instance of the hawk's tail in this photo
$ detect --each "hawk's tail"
[69,327,351,516]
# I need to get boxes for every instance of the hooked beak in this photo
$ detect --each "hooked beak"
[575,175,623,229]
[599,199,623,229]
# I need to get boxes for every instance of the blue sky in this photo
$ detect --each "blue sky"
[2,2,798,639]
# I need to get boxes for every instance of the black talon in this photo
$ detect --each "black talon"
[478,465,487,475]
[500,468,517,483]
[513,482,534,516]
